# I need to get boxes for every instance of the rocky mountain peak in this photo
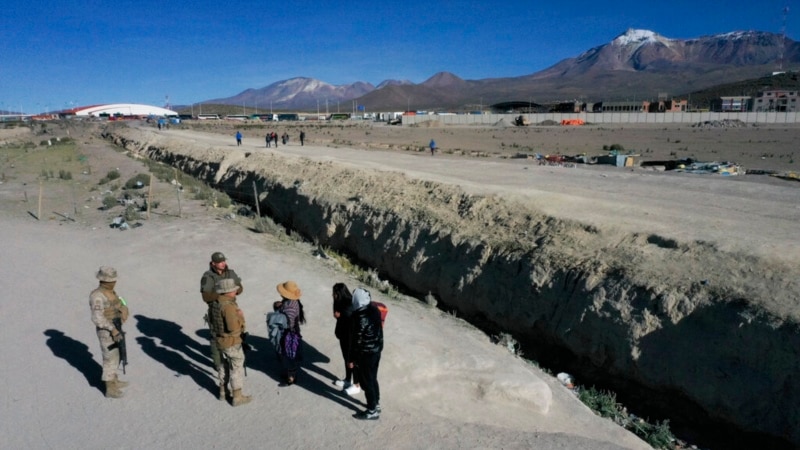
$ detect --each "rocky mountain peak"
[376,79,414,89]
[613,29,658,44]
[200,29,798,111]
[422,71,465,88]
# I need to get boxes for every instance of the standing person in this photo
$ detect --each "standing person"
[332,283,360,394]
[209,278,252,406]
[299,130,306,146]
[89,266,130,399]
[235,131,242,146]
[200,251,243,400]
[265,133,271,148]
[272,131,278,148]
[350,288,383,420]
[276,280,305,384]
[429,138,437,155]
[281,132,289,145]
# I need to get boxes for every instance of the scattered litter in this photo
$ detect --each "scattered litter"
[691,119,749,129]
[110,216,129,230]
[314,246,329,259]
[557,372,575,389]
[675,161,743,176]
[236,206,254,217]
[771,171,800,182]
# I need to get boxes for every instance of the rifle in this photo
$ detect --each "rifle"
[108,317,128,374]
[240,332,251,376]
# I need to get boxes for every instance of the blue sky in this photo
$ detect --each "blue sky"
[1,0,794,113]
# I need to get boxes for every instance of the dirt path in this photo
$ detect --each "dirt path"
[162,125,800,265]
[0,123,653,449]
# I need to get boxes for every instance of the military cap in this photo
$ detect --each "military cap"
[211,252,226,263]
[96,266,118,282]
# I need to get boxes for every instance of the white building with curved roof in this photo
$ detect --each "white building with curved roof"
[72,103,177,117]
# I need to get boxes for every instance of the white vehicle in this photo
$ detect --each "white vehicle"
[197,114,220,120]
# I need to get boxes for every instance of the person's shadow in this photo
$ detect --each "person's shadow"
[43,329,103,395]
[228,329,364,412]
[299,339,365,412]
[134,314,217,396]
[135,315,212,368]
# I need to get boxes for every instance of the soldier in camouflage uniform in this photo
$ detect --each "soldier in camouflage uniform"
[209,278,252,407]
[89,266,130,398]
[200,251,243,400]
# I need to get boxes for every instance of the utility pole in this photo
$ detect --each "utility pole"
[778,5,790,72]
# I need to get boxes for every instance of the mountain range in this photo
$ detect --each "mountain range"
[201,29,800,112]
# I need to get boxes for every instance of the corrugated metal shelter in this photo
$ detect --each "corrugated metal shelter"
[71,104,177,117]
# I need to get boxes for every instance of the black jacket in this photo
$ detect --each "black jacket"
[350,303,383,355]
[334,303,353,342]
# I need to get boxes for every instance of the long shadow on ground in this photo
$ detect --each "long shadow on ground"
[43,329,103,395]
[134,314,217,397]
[135,315,212,369]
[218,329,363,413]
[300,337,366,413]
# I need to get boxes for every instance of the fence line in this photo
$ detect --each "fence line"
[401,111,800,126]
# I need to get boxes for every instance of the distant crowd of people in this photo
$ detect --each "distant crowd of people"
[221,130,309,148]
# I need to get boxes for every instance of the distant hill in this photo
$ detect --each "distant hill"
[203,77,375,112]
[200,29,800,112]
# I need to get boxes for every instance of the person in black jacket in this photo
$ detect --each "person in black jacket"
[349,287,383,420]
[332,283,359,393]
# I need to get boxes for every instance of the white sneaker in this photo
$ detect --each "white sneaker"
[345,384,362,396]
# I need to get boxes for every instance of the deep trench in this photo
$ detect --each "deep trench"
[106,131,796,450]
[236,205,793,450]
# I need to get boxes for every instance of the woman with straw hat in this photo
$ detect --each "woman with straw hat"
[276,280,306,384]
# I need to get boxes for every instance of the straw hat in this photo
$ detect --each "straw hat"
[276,280,302,300]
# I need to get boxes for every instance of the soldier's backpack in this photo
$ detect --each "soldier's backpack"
[373,302,388,328]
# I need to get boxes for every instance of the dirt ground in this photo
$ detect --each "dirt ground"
[187,118,800,174]
[1,118,798,448]
[0,122,654,449]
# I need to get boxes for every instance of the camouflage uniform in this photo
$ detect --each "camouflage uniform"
[200,252,243,375]
[89,266,129,398]
[209,278,252,406]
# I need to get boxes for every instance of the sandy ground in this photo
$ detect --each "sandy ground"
[172,122,800,267]
[0,124,653,449]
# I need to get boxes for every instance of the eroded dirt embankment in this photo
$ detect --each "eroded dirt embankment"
[104,124,800,447]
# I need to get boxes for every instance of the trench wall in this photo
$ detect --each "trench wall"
[104,127,799,446]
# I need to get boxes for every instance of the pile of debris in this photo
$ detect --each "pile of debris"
[675,161,743,175]
[691,119,749,129]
